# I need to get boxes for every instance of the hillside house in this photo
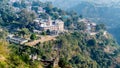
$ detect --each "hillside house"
[79,18,97,35]
[33,29,42,34]
[34,17,64,33]
[29,54,38,61]
[6,35,28,45]
[37,7,46,13]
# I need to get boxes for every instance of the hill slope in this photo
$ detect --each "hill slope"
[1,0,120,68]
[68,2,120,44]
[41,0,120,44]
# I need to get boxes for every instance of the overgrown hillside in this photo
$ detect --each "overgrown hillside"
[68,2,120,44]
[0,0,120,68]
[0,40,43,68]
[1,31,120,68]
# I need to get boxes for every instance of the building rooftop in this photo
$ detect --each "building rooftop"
[7,35,28,42]
[13,36,27,41]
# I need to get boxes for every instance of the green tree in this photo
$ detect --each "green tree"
[41,31,46,36]
[46,29,50,35]
[18,9,36,27]
[39,13,49,19]
[18,28,29,37]
[87,39,96,46]
[58,58,68,68]
[79,15,83,19]
[58,9,66,15]
[65,18,73,28]
[77,22,87,30]
[96,24,106,31]
[52,13,59,19]
[12,1,20,7]
[44,2,53,14]
[30,33,37,40]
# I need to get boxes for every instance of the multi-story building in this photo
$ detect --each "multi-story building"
[34,17,64,32]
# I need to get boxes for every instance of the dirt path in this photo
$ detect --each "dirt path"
[25,36,56,46]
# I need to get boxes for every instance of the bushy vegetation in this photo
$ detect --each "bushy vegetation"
[0,40,43,68]
[10,32,119,68]
[0,0,120,68]
[30,33,37,40]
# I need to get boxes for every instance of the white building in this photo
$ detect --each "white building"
[33,29,42,34]
[37,7,45,13]
[0,28,3,32]
[79,18,98,35]
[78,18,90,24]
[29,54,38,61]
[34,17,64,32]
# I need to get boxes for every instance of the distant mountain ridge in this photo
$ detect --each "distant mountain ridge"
[68,1,120,44]
[39,0,120,44]
[40,0,120,9]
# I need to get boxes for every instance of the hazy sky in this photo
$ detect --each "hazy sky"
[88,0,120,4]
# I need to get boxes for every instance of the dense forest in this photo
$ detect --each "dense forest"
[0,0,120,68]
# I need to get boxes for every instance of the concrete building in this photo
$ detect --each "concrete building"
[29,54,38,61]
[37,7,46,13]
[33,29,42,34]
[6,35,28,45]
[34,17,64,32]
[79,18,98,35]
